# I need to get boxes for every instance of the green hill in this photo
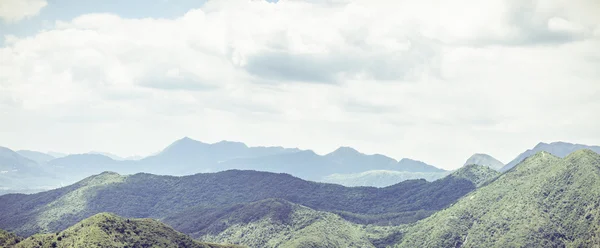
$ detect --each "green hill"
[396,150,600,247]
[0,230,22,247]
[0,169,478,237]
[11,213,240,248]
[450,164,501,187]
[164,198,396,248]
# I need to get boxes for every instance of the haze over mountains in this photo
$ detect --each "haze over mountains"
[1,137,451,194]
[500,142,600,172]
[0,164,493,237]
[0,163,497,247]
[3,138,600,194]
[1,149,598,247]
[464,153,505,171]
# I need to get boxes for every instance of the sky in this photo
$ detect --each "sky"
[0,0,599,169]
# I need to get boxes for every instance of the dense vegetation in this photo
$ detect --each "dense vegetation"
[0,165,486,237]
[0,229,22,247]
[2,213,240,248]
[6,149,600,247]
[164,198,398,247]
[450,164,500,187]
[397,150,600,247]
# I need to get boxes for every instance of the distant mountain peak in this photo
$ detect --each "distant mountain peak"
[87,151,123,161]
[501,141,600,172]
[174,136,204,144]
[397,158,445,173]
[98,171,121,176]
[533,142,549,149]
[464,153,504,171]
[213,140,249,149]
[160,137,208,153]
[566,148,599,158]
[328,146,361,156]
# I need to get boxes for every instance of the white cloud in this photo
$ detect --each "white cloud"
[0,0,599,168]
[0,0,47,22]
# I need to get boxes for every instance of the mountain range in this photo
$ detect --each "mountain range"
[3,139,599,195]
[0,163,495,238]
[1,137,450,194]
[2,149,599,247]
[500,141,600,171]
[397,149,600,247]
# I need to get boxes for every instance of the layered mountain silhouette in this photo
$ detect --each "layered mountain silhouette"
[0,146,39,173]
[3,149,599,247]
[500,141,600,171]
[3,139,598,195]
[15,150,55,164]
[0,165,488,237]
[325,147,397,171]
[1,137,449,193]
[0,147,59,194]
[142,137,300,168]
[396,158,445,172]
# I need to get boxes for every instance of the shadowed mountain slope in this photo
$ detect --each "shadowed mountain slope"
[0,166,481,237]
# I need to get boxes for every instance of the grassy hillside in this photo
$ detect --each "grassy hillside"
[450,164,500,187]
[0,230,22,247]
[0,169,478,237]
[12,213,240,248]
[397,150,600,247]
[165,198,397,248]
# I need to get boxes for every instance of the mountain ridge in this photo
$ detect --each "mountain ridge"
[500,141,600,171]
[0,168,480,237]
[8,213,241,248]
[397,149,600,247]
[463,153,504,171]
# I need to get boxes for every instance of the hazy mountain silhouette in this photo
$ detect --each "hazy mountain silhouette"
[464,153,504,171]
[500,141,600,171]
[396,158,446,172]
[15,150,55,164]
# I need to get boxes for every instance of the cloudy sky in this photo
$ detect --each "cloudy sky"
[1,0,599,169]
